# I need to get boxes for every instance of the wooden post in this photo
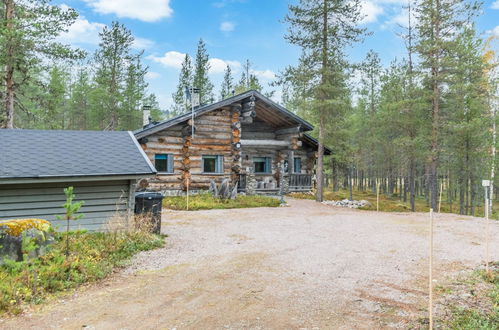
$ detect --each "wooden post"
[438,181,443,213]
[485,187,490,276]
[376,178,380,212]
[482,180,491,276]
[429,208,434,330]
[186,177,190,211]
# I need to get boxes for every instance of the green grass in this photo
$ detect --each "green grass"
[163,193,281,211]
[443,266,499,329]
[289,189,498,218]
[0,230,164,315]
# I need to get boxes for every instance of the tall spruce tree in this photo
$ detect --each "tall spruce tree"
[220,65,234,99]
[171,54,193,116]
[90,21,134,130]
[283,0,366,202]
[0,0,84,128]
[193,39,214,104]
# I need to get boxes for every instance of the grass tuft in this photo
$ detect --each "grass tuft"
[163,193,281,211]
[290,188,499,217]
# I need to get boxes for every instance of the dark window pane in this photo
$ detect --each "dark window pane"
[253,157,270,173]
[155,154,168,172]
[203,156,216,173]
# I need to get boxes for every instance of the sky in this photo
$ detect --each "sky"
[58,0,499,110]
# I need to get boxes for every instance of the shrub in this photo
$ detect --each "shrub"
[0,228,164,315]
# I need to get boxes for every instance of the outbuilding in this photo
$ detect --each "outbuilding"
[0,129,156,231]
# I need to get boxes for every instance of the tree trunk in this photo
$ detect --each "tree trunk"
[3,0,15,129]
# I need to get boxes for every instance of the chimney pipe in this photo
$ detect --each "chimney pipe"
[142,105,151,127]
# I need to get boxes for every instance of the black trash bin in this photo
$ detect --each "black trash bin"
[134,192,163,234]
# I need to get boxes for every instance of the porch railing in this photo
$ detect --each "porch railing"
[289,174,312,192]
[238,173,313,192]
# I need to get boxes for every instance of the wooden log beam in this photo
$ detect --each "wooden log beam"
[241,139,292,147]
[275,125,301,135]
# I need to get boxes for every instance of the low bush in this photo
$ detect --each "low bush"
[0,229,164,315]
[440,265,499,329]
[163,193,281,211]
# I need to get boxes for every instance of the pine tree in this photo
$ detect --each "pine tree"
[282,0,366,202]
[414,0,480,209]
[122,54,148,130]
[234,59,264,94]
[0,0,84,128]
[69,66,92,130]
[90,21,134,130]
[220,65,234,99]
[193,39,214,104]
[171,54,193,116]
[43,65,69,129]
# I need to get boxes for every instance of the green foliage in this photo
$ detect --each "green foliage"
[440,266,499,329]
[0,0,85,128]
[7,12,163,131]
[220,65,234,99]
[56,187,84,222]
[234,59,264,94]
[0,230,164,315]
[193,39,214,105]
[163,193,281,211]
[170,54,194,117]
[56,186,84,256]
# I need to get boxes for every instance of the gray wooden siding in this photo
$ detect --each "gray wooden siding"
[0,180,131,232]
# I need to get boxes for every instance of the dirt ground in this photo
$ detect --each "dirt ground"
[1,198,498,329]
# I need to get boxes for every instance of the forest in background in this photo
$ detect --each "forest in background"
[1,0,498,215]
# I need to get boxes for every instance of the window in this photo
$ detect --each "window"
[155,154,173,173]
[203,155,224,173]
[294,157,302,173]
[253,157,271,173]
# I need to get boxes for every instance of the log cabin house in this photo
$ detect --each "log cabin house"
[134,90,331,195]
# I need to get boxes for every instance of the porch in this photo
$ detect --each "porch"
[237,173,313,194]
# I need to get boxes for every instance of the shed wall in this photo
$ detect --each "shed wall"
[0,180,132,232]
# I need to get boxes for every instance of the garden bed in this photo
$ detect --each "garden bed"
[0,229,164,315]
[163,193,281,211]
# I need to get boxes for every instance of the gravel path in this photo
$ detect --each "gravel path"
[1,198,498,329]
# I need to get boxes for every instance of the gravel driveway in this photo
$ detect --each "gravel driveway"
[2,198,498,329]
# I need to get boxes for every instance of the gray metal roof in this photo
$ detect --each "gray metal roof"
[134,90,315,139]
[0,129,156,180]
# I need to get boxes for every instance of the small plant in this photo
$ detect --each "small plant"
[56,187,84,256]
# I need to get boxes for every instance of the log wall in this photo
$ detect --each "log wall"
[140,107,317,192]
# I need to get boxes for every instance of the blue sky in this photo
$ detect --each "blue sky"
[58,0,499,110]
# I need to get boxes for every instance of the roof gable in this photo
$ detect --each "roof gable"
[134,90,314,139]
[0,129,156,181]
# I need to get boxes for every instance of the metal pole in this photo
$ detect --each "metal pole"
[191,88,195,139]
[429,208,434,330]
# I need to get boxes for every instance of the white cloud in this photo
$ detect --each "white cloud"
[58,16,105,45]
[133,37,155,50]
[148,51,187,69]
[492,0,499,9]
[360,1,384,25]
[383,6,418,28]
[250,69,275,80]
[220,21,235,32]
[489,26,499,37]
[145,71,161,79]
[209,58,241,74]
[84,0,173,22]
